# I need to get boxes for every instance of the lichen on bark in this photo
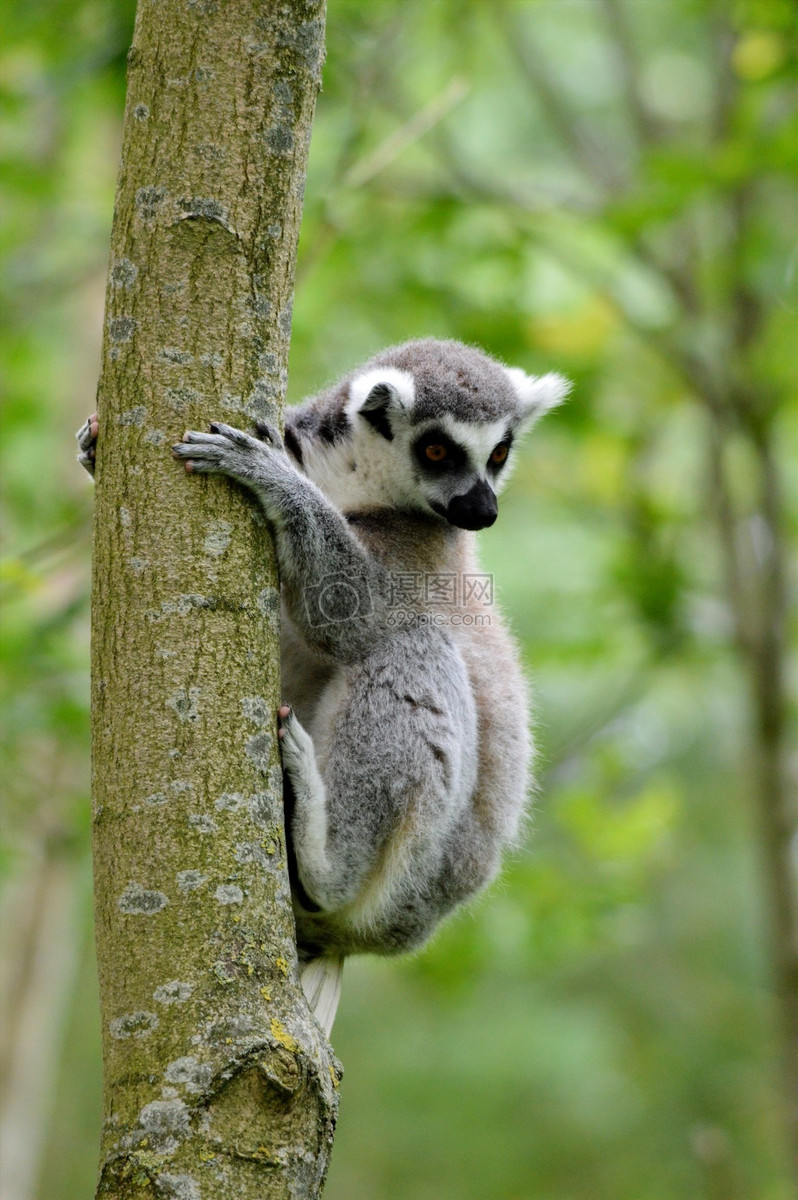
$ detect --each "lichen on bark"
[90,3,338,1197]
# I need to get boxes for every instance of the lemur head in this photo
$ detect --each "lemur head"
[286,339,569,530]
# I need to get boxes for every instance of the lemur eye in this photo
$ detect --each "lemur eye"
[490,444,509,465]
[425,444,448,463]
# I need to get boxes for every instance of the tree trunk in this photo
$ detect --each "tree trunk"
[90,3,339,1197]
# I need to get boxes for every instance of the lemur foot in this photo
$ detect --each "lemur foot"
[277,703,330,912]
[77,412,99,475]
[172,422,283,478]
[277,705,315,774]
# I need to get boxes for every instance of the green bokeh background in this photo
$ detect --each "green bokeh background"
[1,2,796,1198]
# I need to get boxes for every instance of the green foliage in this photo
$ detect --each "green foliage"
[1,1,795,1197]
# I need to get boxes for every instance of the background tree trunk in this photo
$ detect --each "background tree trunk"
[89,2,339,1197]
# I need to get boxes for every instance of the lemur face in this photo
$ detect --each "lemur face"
[289,340,569,527]
[407,413,512,531]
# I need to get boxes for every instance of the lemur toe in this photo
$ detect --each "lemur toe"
[277,705,293,738]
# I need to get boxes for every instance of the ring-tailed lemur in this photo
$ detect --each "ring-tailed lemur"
[78,338,568,1032]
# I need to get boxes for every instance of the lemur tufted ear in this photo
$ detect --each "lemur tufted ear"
[504,367,570,430]
[347,367,416,441]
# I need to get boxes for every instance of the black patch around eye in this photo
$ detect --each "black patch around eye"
[412,429,468,472]
[487,434,513,472]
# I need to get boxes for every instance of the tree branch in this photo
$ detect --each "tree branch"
[597,0,660,147]
[495,0,626,196]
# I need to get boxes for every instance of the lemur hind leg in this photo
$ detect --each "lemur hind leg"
[278,705,370,912]
[278,705,332,905]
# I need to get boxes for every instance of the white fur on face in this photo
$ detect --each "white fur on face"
[302,413,520,514]
[298,368,420,513]
[437,416,510,470]
[300,423,421,513]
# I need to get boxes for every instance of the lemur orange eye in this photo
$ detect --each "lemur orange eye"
[425,444,447,462]
[491,444,509,465]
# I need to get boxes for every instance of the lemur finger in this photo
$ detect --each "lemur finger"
[207,422,258,448]
[179,429,223,445]
[172,439,225,461]
[76,418,96,453]
[180,458,218,474]
[254,421,284,450]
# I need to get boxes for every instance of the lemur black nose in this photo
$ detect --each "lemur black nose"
[447,480,498,531]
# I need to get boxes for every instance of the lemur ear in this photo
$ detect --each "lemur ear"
[348,367,416,441]
[504,367,570,430]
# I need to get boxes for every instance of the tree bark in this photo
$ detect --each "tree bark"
[90,3,339,1197]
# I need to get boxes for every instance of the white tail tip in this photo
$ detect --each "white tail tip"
[299,955,344,1037]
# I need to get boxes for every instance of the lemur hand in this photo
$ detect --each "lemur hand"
[76,413,99,476]
[172,422,289,488]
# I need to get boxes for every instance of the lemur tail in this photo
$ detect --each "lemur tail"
[299,955,344,1037]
